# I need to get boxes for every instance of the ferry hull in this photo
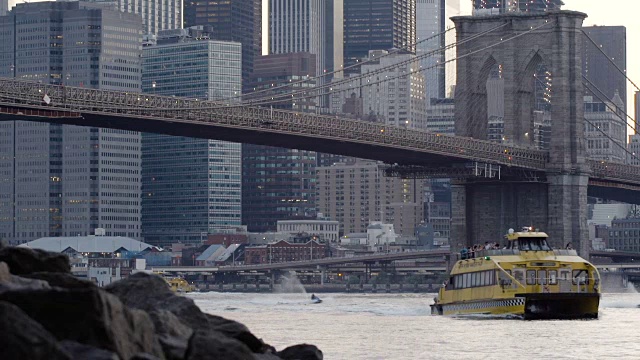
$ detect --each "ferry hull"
[432,293,600,320]
[522,293,600,320]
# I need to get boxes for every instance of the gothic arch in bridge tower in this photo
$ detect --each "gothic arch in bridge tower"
[514,49,552,149]
[466,54,502,140]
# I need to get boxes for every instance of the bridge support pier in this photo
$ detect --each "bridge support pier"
[451,175,589,255]
[547,174,589,255]
[451,180,548,250]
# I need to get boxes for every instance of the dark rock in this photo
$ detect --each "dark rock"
[131,353,162,360]
[148,310,193,360]
[0,261,10,283]
[22,272,97,289]
[0,246,70,275]
[0,301,70,360]
[206,314,269,353]
[0,287,164,360]
[59,340,119,360]
[0,261,52,293]
[277,344,323,360]
[107,273,268,353]
[185,330,255,360]
[253,354,283,360]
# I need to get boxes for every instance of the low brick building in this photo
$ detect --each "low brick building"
[244,240,326,264]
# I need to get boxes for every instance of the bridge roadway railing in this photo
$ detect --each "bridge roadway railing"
[589,160,640,186]
[0,77,548,170]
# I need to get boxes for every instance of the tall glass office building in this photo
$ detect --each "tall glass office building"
[0,1,143,244]
[343,0,416,75]
[141,28,242,247]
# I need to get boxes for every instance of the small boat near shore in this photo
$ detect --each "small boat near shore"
[165,277,196,293]
[311,294,322,304]
[431,227,601,320]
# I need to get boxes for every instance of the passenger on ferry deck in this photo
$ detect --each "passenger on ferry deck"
[460,247,468,260]
[565,242,573,250]
[484,242,491,250]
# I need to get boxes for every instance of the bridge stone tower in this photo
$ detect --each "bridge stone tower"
[451,11,589,254]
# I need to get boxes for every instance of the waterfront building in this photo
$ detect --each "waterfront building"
[330,50,427,130]
[582,26,627,110]
[183,0,261,92]
[141,27,242,247]
[584,94,626,163]
[316,159,424,236]
[343,0,416,75]
[20,234,152,284]
[242,53,318,233]
[366,222,398,252]
[0,1,143,244]
[608,218,640,253]
[244,240,326,264]
[0,0,7,16]
[277,215,340,243]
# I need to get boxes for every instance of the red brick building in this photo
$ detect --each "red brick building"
[244,240,326,265]
[206,233,248,247]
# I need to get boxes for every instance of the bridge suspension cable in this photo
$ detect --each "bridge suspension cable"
[52,22,509,113]
[219,21,552,111]
[238,27,457,104]
[582,76,640,163]
[238,22,509,107]
[582,30,640,93]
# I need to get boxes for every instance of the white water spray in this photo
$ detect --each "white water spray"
[275,271,307,293]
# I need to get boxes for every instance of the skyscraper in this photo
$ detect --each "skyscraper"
[141,27,242,247]
[417,0,460,101]
[582,26,627,111]
[0,0,7,16]
[343,0,416,75]
[0,1,143,244]
[243,53,318,232]
[118,0,183,35]
[183,0,261,92]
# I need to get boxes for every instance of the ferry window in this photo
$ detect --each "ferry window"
[548,270,557,285]
[513,270,524,284]
[474,272,481,287]
[520,241,531,251]
[538,270,547,285]
[484,271,493,285]
[462,273,469,288]
[530,239,542,251]
[526,270,536,285]
[572,270,589,285]
[511,240,518,250]
[488,271,495,285]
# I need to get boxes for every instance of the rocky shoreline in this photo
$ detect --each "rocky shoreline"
[0,245,322,360]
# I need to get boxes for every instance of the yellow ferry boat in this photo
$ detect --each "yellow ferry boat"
[165,277,196,293]
[431,227,601,319]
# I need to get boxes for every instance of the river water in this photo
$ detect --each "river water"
[190,290,640,360]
